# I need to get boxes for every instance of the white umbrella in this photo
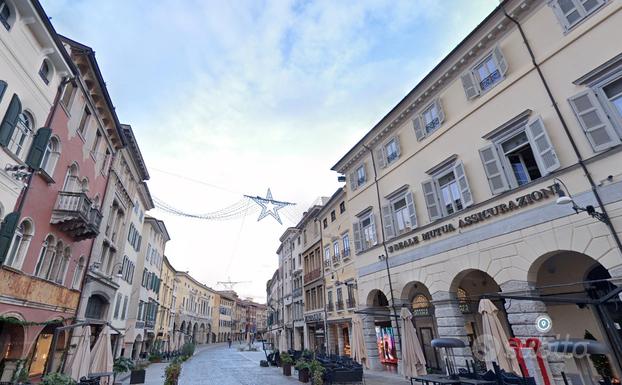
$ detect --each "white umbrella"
[478,299,522,375]
[64,325,91,381]
[351,315,369,369]
[400,307,427,378]
[280,332,287,353]
[90,326,114,385]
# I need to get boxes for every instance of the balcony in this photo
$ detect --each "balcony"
[51,191,103,240]
[332,254,341,265]
[327,302,334,312]
[304,269,321,284]
[343,248,351,260]
[292,287,302,298]
[336,300,344,311]
[135,320,145,329]
[146,319,156,329]
[479,69,501,91]
[324,259,330,269]
[346,298,356,309]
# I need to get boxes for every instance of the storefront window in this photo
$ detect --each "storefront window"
[412,294,431,316]
[375,324,397,365]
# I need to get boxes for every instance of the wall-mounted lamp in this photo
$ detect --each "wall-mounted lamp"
[554,178,609,224]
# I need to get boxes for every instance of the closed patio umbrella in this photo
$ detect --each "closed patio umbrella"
[90,326,114,385]
[351,315,369,369]
[64,325,91,381]
[400,307,427,378]
[280,332,287,353]
[478,299,521,375]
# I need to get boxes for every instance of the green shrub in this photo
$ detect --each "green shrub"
[148,352,162,362]
[181,342,195,357]
[113,356,135,374]
[280,352,293,365]
[295,359,311,371]
[42,372,76,385]
[164,360,182,385]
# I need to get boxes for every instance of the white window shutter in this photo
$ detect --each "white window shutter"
[435,99,445,125]
[405,191,418,229]
[375,147,387,169]
[413,115,425,141]
[349,171,358,191]
[461,71,480,100]
[369,213,378,245]
[362,162,368,184]
[492,45,508,76]
[479,144,510,194]
[394,135,401,158]
[568,90,620,152]
[525,116,560,174]
[421,179,442,221]
[352,222,362,253]
[453,160,474,207]
[382,205,395,240]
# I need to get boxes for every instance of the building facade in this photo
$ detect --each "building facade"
[174,271,217,346]
[156,256,177,352]
[332,0,622,380]
[216,292,235,342]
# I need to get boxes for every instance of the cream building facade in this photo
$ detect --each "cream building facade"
[332,0,622,381]
[216,291,235,342]
[174,271,218,345]
[156,255,177,351]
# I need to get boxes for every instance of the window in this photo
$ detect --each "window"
[39,60,51,85]
[339,201,345,214]
[422,161,473,221]
[479,116,560,194]
[72,256,85,289]
[76,106,90,137]
[61,82,76,109]
[550,0,605,31]
[0,1,12,30]
[40,136,60,177]
[413,99,446,141]
[323,218,328,229]
[91,130,102,158]
[376,136,401,169]
[412,294,431,316]
[461,46,508,100]
[5,219,33,269]
[349,164,367,191]
[330,210,336,222]
[121,296,128,319]
[62,164,79,192]
[342,234,350,256]
[9,111,33,158]
[0,81,6,103]
[324,246,330,261]
[333,241,339,258]
[113,293,122,319]
[353,212,377,253]
[383,190,417,240]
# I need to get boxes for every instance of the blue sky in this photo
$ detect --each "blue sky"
[42,0,498,301]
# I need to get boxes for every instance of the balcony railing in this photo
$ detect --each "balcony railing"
[332,254,340,265]
[425,117,440,133]
[343,248,351,259]
[336,300,344,310]
[292,287,302,298]
[135,321,145,329]
[304,269,321,283]
[324,259,330,269]
[327,302,334,312]
[346,298,356,309]
[51,191,103,240]
[146,319,156,329]
[479,69,501,91]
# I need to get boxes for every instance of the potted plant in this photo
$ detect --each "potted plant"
[113,356,135,383]
[309,360,325,385]
[281,352,293,376]
[41,373,76,385]
[164,358,182,385]
[295,360,311,383]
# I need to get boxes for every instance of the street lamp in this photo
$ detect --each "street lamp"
[554,179,609,224]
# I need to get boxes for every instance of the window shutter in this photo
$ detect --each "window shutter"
[479,144,509,194]
[421,179,442,221]
[549,0,572,31]
[0,81,7,103]
[526,116,560,174]
[460,71,480,100]
[453,160,474,207]
[369,213,378,245]
[361,162,368,184]
[394,135,401,157]
[413,115,425,141]
[352,222,362,253]
[348,171,358,191]
[381,205,395,240]
[568,90,620,152]
[25,127,52,171]
[492,45,508,76]
[405,191,418,229]
[375,147,386,169]
[435,99,445,125]
[0,212,19,264]
[0,94,22,147]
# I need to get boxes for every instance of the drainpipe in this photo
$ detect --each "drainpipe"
[317,218,331,355]
[503,6,622,369]
[502,8,622,256]
[362,144,402,361]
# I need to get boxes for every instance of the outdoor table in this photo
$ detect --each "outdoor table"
[411,374,463,385]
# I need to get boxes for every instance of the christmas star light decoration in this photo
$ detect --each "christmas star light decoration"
[246,189,293,225]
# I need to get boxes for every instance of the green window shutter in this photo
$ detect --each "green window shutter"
[0,94,22,147]
[0,81,7,103]
[26,127,51,170]
[0,212,20,264]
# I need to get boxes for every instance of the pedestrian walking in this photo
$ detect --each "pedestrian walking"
[228,337,232,348]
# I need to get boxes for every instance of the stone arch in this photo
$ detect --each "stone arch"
[132,334,143,360]
[366,289,389,307]
[28,321,65,376]
[0,313,26,360]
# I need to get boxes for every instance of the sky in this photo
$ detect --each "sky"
[41,0,498,302]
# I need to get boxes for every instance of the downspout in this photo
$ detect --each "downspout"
[317,218,331,355]
[362,144,402,361]
[503,7,622,370]
[502,8,622,255]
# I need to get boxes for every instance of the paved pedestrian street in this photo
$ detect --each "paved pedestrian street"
[143,342,409,385]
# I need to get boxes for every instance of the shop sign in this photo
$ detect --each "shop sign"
[388,185,556,253]
[305,312,323,322]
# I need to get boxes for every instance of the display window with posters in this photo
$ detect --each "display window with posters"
[375,323,397,365]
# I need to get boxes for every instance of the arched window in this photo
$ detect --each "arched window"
[34,234,55,277]
[72,256,85,289]
[411,294,431,316]
[85,294,108,320]
[45,240,63,281]
[457,287,471,314]
[0,1,13,30]
[62,164,79,192]
[53,246,70,284]
[5,219,33,269]
[9,111,33,158]
[40,135,60,176]
[80,177,89,193]
[38,60,51,85]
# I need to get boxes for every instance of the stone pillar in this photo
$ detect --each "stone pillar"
[501,281,565,385]
[293,327,301,350]
[337,324,345,355]
[362,312,383,370]
[328,324,339,355]
[303,323,310,350]
[432,291,472,371]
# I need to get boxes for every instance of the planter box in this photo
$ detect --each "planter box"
[298,368,310,383]
[282,364,292,376]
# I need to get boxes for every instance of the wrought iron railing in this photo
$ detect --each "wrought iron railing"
[425,117,440,132]
[346,298,356,309]
[327,302,334,312]
[479,69,501,91]
[292,287,303,298]
[336,301,344,310]
[304,269,321,283]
